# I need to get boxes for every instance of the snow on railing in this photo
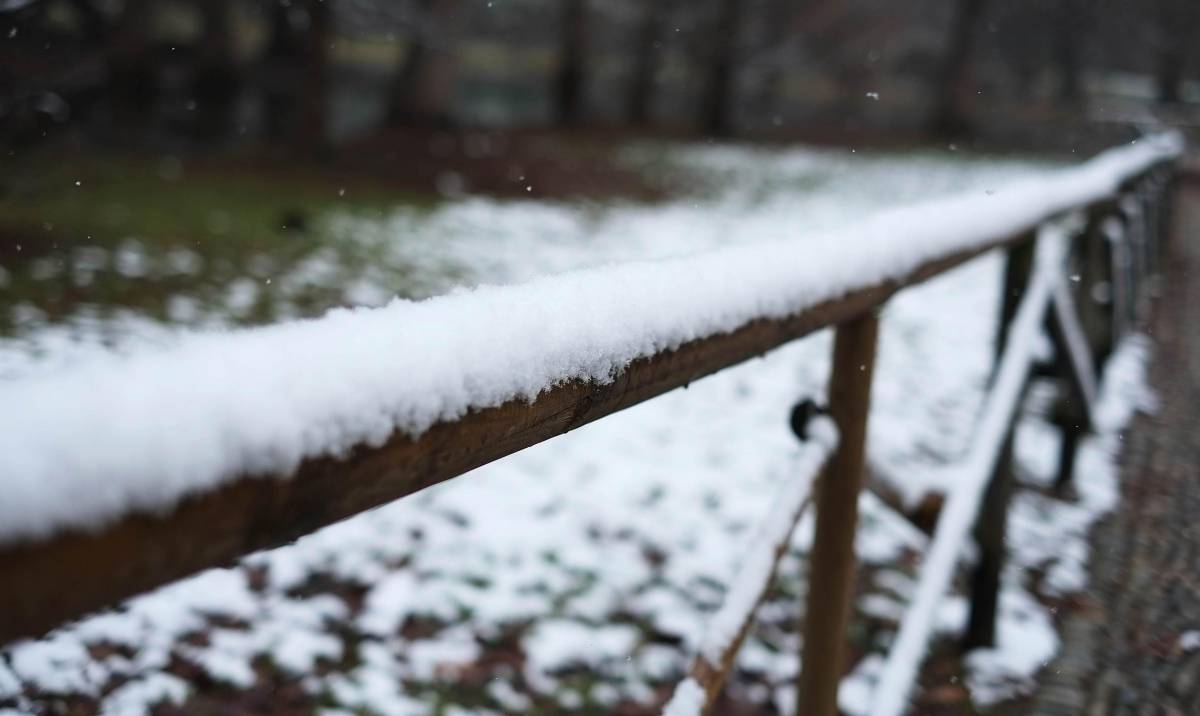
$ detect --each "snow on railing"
[0,134,1180,545]
[0,134,1184,716]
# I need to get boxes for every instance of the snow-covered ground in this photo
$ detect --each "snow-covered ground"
[0,144,1051,379]
[0,143,1156,715]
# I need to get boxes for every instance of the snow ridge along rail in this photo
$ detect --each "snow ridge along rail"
[0,136,1183,716]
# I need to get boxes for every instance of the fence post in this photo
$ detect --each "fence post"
[963,234,1034,649]
[1104,212,1131,345]
[1047,223,1100,493]
[1047,311,1090,493]
[1078,203,1118,372]
[797,311,880,716]
[1120,190,1151,324]
[1150,168,1173,278]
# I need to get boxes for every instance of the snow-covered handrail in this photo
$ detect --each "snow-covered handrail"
[0,134,1181,646]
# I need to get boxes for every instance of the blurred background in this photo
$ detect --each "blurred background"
[3,0,1200,148]
[2,0,1198,350]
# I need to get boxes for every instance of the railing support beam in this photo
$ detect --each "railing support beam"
[797,311,880,716]
[1047,283,1097,493]
[964,236,1034,649]
[1078,203,1119,375]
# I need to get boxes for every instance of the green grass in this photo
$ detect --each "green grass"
[0,150,445,336]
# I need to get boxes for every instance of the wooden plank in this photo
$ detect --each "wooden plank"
[0,228,1082,646]
[1050,278,1100,418]
[1046,272,1100,492]
[1104,214,1132,342]
[1078,203,1120,370]
[964,236,1033,649]
[682,493,817,714]
[797,312,880,716]
[665,413,833,715]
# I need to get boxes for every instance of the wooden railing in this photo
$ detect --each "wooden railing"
[0,144,1180,716]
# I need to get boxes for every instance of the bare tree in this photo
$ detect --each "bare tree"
[385,0,460,127]
[263,0,303,140]
[751,0,800,124]
[1151,0,1198,103]
[193,0,239,140]
[628,0,668,124]
[554,0,588,125]
[295,0,331,149]
[931,0,985,135]
[106,0,155,126]
[702,0,744,136]
[1048,0,1092,104]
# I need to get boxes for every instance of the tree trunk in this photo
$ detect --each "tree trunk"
[1152,0,1194,104]
[554,0,587,125]
[629,0,668,125]
[194,0,239,142]
[385,0,432,125]
[930,0,985,137]
[703,0,742,137]
[1055,30,1081,103]
[385,0,459,127]
[263,1,300,141]
[752,0,798,127]
[295,0,331,150]
[1052,0,1088,104]
[106,0,155,130]
[1157,47,1184,103]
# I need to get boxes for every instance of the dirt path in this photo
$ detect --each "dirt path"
[1030,172,1200,715]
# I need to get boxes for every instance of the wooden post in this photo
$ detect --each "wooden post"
[1142,177,1162,280]
[963,237,1033,649]
[1051,407,1084,492]
[1104,212,1131,344]
[1120,192,1150,323]
[963,425,1015,649]
[992,238,1035,357]
[1159,166,1177,251]
[1045,229,1101,493]
[1151,169,1172,274]
[798,311,880,716]
[1078,206,1114,371]
[1047,297,1092,492]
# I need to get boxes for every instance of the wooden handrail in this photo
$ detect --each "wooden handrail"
[0,227,1034,645]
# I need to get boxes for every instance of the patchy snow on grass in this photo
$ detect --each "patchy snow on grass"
[523,619,639,693]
